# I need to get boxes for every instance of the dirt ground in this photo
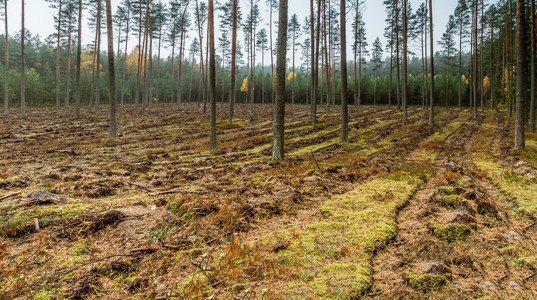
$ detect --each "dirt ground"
[0,104,536,299]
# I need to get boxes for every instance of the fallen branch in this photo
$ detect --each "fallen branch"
[129,248,158,254]
[524,222,537,232]
[156,189,181,196]
[54,253,138,280]
[310,151,324,174]
[0,191,22,202]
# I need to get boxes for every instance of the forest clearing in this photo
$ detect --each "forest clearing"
[1,104,537,299]
[2,0,537,298]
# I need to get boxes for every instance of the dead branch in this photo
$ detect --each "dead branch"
[0,191,22,202]
[310,151,324,174]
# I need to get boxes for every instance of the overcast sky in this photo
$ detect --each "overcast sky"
[7,0,495,64]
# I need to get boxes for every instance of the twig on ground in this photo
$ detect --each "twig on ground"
[310,151,324,174]
[0,191,22,202]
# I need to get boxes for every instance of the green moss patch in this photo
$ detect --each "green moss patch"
[404,272,447,291]
[429,222,472,241]
[266,172,427,298]
[437,195,463,208]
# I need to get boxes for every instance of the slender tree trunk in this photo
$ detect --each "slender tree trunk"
[177,3,189,106]
[473,0,478,119]
[115,19,122,103]
[446,50,450,108]
[3,0,8,115]
[65,16,73,110]
[429,0,434,125]
[55,0,62,112]
[75,0,82,119]
[272,0,288,161]
[312,0,321,129]
[421,26,426,108]
[156,25,162,104]
[459,22,462,109]
[121,8,130,107]
[105,0,116,139]
[208,0,217,150]
[531,0,536,132]
[229,0,238,124]
[20,0,25,118]
[340,0,348,144]
[425,15,429,109]
[310,0,317,128]
[135,0,142,111]
[480,0,484,112]
[270,0,275,104]
[389,10,394,107]
[96,1,103,113]
[515,0,526,149]
[403,0,408,120]
[396,0,401,110]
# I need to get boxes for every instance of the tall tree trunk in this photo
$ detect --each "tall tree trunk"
[459,22,463,109]
[156,24,162,104]
[229,0,238,124]
[310,0,317,128]
[402,0,408,120]
[177,4,189,106]
[421,24,426,108]
[272,0,288,161]
[121,7,130,107]
[65,15,73,110]
[75,0,82,119]
[55,0,62,112]
[446,50,451,108]
[340,0,348,144]
[270,0,275,104]
[531,0,536,132]
[195,0,205,112]
[389,10,394,107]
[105,0,116,140]
[515,0,526,149]
[3,0,8,115]
[396,0,401,110]
[473,0,478,119]
[20,0,25,118]
[208,0,217,150]
[115,18,122,103]
[429,0,434,125]
[480,0,484,112]
[135,0,142,111]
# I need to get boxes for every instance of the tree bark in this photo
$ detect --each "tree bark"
[429,0,434,125]
[3,0,8,115]
[208,0,217,150]
[272,0,288,161]
[310,0,316,128]
[20,0,25,118]
[229,0,238,124]
[515,0,526,149]
[105,0,116,140]
[403,0,408,120]
[75,0,82,119]
[55,0,62,112]
[531,0,536,132]
[340,0,348,144]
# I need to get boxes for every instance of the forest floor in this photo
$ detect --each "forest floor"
[1,103,536,299]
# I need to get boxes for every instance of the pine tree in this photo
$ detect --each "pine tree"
[288,13,300,104]
[372,38,383,105]
[438,15,456,107]
[454,0,469,109]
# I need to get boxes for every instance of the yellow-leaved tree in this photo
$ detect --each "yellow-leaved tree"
[240,77,248,92]
[287,72,296,81]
